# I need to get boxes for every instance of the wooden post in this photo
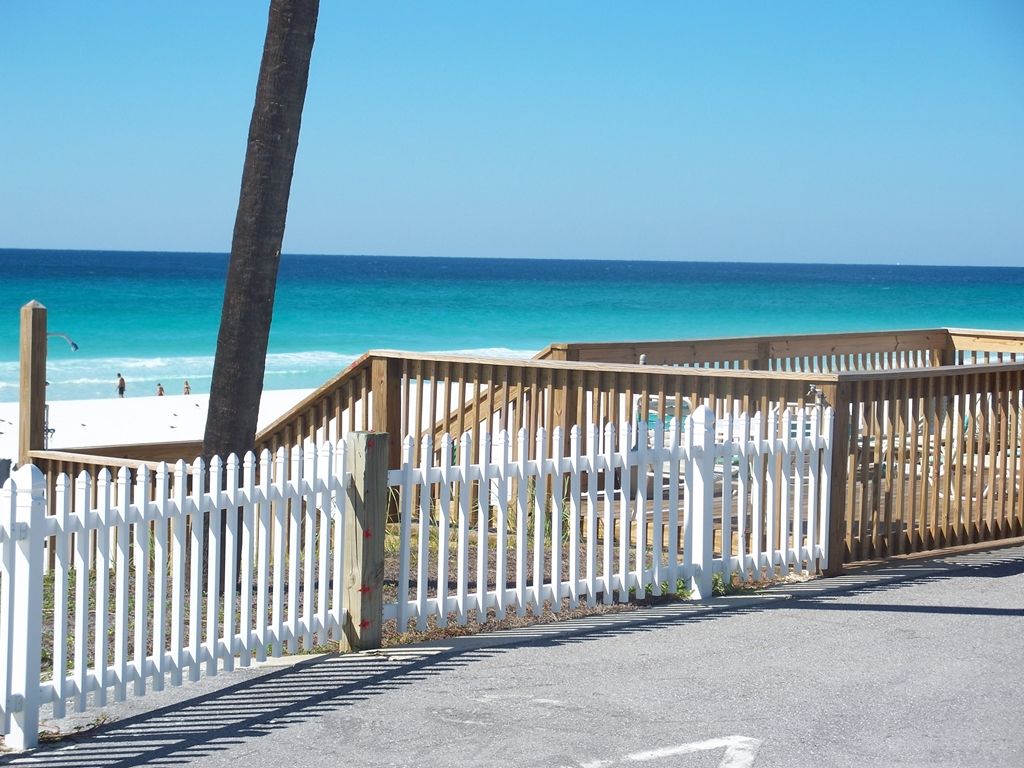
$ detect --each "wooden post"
[939,331,957,367]
[18,300,47,465]
[371,356,402,520]
[550,352,580,457]
[370,357,402,468]
[821,381,851,576]
[342,431,389,652]
[754,341,771,371]
[544,344,569,363]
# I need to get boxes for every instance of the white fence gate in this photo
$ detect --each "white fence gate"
[386,405,834,632]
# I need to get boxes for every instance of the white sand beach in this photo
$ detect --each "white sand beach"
[0,389,313,463]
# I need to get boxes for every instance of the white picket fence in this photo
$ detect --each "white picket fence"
[0,405,833,750]
[0,443,350,749]
[386,404,834,632]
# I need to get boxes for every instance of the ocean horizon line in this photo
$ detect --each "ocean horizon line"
[4,246,1024,271]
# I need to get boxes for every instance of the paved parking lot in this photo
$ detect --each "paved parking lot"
[3,543,1022,767]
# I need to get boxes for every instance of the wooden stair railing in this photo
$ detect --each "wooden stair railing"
[536,328,958,372]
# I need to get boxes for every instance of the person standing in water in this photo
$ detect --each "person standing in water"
[183,379,191,395]
[116,373,126,398]
[156,383,165,396]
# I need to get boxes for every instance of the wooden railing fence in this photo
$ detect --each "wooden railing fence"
[22,328,1024,573]
[834,363,1024,563]
[254,351,829,462]
[539,328,957,371]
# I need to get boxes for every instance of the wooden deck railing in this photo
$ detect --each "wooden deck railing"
[539,328,958,371]
[948,328,1024,364]
[255,352,377,455]
[23,328,1024,573]
[254,350,833,468]
[832,361,1024,564]
[252,333,1024,570]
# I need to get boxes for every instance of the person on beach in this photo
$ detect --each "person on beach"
[156,383,165,396]
[116,373,126,398]
[183,379,191,395]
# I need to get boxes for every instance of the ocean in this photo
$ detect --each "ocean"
[2,248,1023,403]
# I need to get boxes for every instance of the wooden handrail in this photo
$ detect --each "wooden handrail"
[947,328,1024,355]
[256,351,374,444]
[340,350,837,380]
[540,328,955,370]
[836,361,1024,383]
[27,449,148,471]
[253,348,837,471]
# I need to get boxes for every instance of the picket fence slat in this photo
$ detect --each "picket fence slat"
[285,450,300,655]
[585,424,598,607]
[533,429,546,610]
[568,426,582,607]
[187,456,204,681]
[270,449,286,658]
[666,419,682,592]
[205,457,222,673]
[458,431,472,624]
[437,433,452,626]
[1,472,19,733]
[495,432,509,619]
[72,472,89,712]
[136,469,153,691]
[93,471,110,709]
[153,465,169,691]
[51,475,70,719]
[601,423,614,606]
[720,412,735,585]
[301,450,315,651]
[617,422,630,603]
[516,428,528,616]
[239,453,256,666]
[477,431,491,621]
[223,455,239,669]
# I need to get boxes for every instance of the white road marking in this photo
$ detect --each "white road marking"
[623,736,763,768]
[573,736,763,768]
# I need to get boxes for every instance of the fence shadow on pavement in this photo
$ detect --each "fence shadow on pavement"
[2,543,1022,767]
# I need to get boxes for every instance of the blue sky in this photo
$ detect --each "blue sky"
[2,1,1022,265]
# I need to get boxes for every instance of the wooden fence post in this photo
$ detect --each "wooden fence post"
[754,341,771,371]
[18,301,47,466]
[821,381,851,576]
[689,405,715,599]
[937,329,957,367]
[5,464,45,749]
[371,357,402,521]
[370,357,402,471]
[342,431,389,652]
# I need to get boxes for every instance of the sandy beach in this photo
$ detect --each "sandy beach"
[0,389,313,463]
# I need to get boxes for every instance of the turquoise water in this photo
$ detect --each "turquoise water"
[2,249,1023,402]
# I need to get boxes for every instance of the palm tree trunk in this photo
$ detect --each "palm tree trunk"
[204,0,320,462]
[203,0,319,594]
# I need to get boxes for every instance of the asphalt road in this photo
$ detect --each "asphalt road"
[4,544,1022,768]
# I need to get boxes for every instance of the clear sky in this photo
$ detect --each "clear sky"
[2,1,1022,265]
